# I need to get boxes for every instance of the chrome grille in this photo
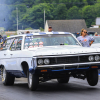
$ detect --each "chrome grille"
[37,55,100,65]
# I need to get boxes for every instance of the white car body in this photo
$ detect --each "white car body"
[0,32,100,90]
[91,43,100,48]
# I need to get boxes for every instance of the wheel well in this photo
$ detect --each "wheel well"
[21,62,29,77]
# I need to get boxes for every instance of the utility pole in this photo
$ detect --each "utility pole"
[22,25,23,30]
[44,9,45,30]
[16,7,18,31]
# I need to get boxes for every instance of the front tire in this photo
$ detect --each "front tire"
[57,76,70,83]
[28,72,39,91]
[1,67,15,85]
[87,69,98,86]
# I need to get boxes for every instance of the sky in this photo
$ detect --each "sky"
[0,0,11,31]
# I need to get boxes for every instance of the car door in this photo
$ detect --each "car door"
[0,38,14,70]
[9,37,23,70]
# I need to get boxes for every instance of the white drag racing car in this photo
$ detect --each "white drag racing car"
[0,32,100,91]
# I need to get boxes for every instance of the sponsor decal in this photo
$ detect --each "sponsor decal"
[39,45,43,47]
[34,42,38,45]
[34,45,38,48]
[29,42,33,45]
[39,42,43,45]
[25,43,28,45]
[29,46,34,48]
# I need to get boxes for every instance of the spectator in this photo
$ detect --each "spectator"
[94,32,98,36]
[26,31,30,34]
[0,35,3,43]
[48,26,52,32]
[77,29,94,47]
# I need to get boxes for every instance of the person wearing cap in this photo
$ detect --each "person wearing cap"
[77,29,94,47]
[48,26,53,32]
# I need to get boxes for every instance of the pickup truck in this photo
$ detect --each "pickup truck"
[0,32,100,91]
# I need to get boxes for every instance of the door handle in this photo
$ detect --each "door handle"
[4,54,6,56]
[10,54,13,56]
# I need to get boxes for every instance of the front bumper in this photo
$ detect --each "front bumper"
[37,62,100,69]
[30,61,100,74]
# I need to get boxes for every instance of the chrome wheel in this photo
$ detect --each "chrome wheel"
[28,73,32,88]
[1,67,15,85]
[28,72,39,91]
[3,68,6,81]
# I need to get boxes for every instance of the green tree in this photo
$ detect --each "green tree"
[82,5,97,27]
[67,6,82,19]
[53,4,67,20]
[21,3,54,29]
[59,0,88,8]
[87,0,97,5]
[3,0,100,30]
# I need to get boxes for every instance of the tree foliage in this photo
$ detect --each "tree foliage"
[1,0,100,30]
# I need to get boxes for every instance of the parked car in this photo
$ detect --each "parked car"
[91,36,100,47]
[0,32,100,91]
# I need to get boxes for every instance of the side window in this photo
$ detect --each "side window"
[10,38,18,51]
[16,37,22,50]
[10,37,22,51]
[1,38,14,51]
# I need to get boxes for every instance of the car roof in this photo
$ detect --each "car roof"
[7,32,71,39]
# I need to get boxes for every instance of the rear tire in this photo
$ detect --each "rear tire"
[57,76,70,83]
[28,72,39,91]
[1,67,15,85]
[87,69,98,86]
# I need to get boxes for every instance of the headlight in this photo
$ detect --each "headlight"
[38,59,43,65]
[95,55,100,61]
[44,59,50,65]
[88,56,94,62]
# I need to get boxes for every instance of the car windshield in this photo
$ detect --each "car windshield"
[93,37,100,43]
[24,34,80,49]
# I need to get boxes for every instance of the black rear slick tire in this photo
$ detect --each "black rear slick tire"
[1,67,15,85]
